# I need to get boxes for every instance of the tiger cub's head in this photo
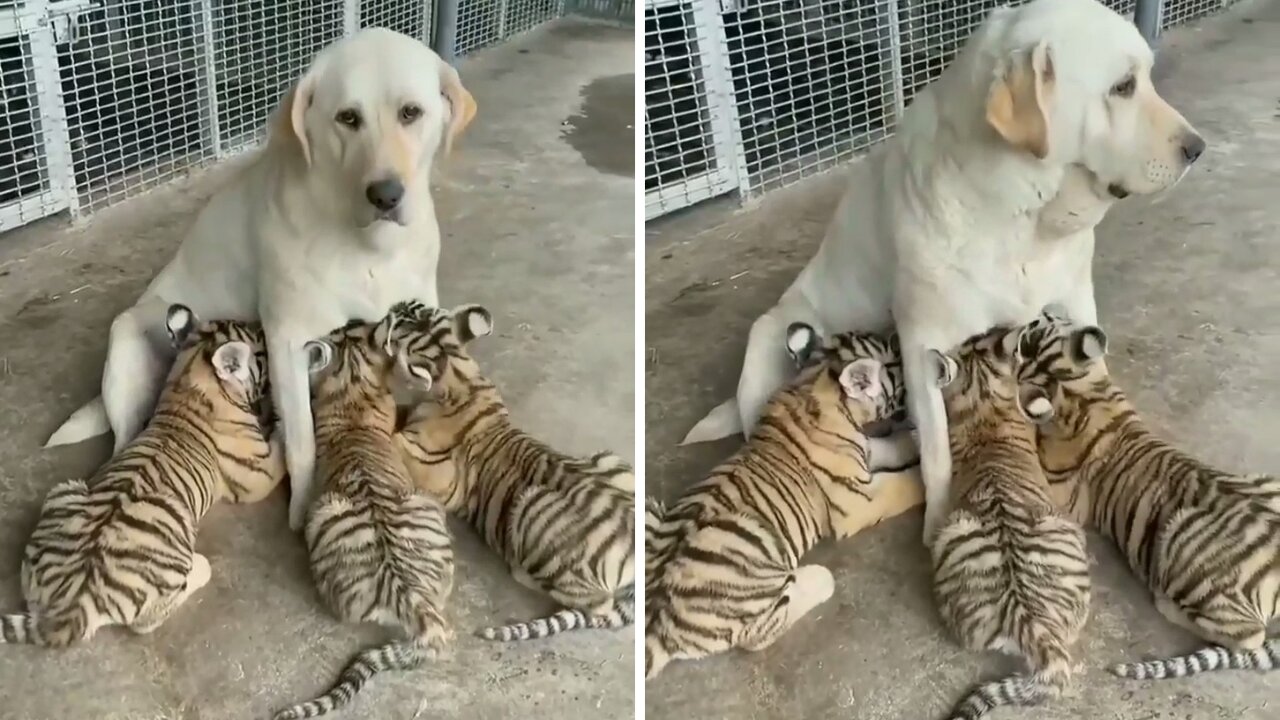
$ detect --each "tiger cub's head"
[1012,308,1111,429]
[164,304,270,415]
[784,323,904,426]
[380,301,495,406]
[927,323,1056,433]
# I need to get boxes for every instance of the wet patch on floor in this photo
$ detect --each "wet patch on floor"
[562,74,634,177]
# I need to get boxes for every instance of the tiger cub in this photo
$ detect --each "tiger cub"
[393,303,635,642]
[0,305,283,647]
[271,302,453,720]
[1017,309,1280,680]
[928,320,1091,719]
[644,325,919,679]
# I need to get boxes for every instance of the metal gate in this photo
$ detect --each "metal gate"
[0,0,600,234]
[644,0,1240,220]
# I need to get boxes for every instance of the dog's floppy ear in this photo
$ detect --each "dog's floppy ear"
[166,304,198,348]
[986,40,1055,160]
[273,71,317,167]
[438,58,476,154]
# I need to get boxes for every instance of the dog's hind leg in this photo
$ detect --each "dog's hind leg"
[102,299,173,453]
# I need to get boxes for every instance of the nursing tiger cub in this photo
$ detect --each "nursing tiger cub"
[1017,309,1280,680]
[272,302,453,720]
[928,320,1091,720]
[0,305,283,646]
[393,303,635,642]
[644,326,922,679]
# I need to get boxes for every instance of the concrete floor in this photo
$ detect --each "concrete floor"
[645,2,1280,719]
[0,19,633,720]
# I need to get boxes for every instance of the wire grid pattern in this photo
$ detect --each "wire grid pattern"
[361,0,434,45]
[643,0,1180,217]
[1162,0,1233,29]
[567,0,634,21]
[215,1,345,156]
[645,0,737,218]
[1,26,54,228]
[455,0,563,56]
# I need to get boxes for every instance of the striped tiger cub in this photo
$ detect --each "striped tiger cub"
[1016,309,1280,681]
[0,304,283,647]
[393,303,635,642]
[272,302,454,720]
[645,325,920,679]
[927,320,1091,720]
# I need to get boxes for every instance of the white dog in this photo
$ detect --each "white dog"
[681,0,1204,542]
[45,28,477,530]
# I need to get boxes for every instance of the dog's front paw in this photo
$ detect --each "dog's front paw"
[921,506,945,547]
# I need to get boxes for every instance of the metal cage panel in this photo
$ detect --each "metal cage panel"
[645,0,739,219]
[1162,0,1232,29]
[361,0,435,45]
[1,0,571,233]
[644,0,1240,221]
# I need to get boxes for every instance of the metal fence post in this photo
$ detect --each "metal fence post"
[436,0,460,62]
[1135,0,1163,44]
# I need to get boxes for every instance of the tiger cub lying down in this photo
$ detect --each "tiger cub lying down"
[928,318,1091,720]
[272,302,454,720]
[394,303,635,642]
[1018,309,1280,680]
[645,326,922,679]
[0,305,284,646]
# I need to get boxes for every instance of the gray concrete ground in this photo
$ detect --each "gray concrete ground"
[0,19,633,720]
[645,2,1280,719]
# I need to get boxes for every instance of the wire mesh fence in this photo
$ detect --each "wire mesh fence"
[0,0,574,233]
[644,0,1233,220]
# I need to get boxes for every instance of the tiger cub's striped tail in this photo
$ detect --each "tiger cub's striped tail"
[947,639,1072,720]
[0,612,84,647]
[272,609,447,720]
[477,586,635,641]
[1111,640,1280,680]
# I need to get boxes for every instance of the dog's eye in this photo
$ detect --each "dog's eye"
[1110,74,1136,98]
[335,109,362,129]
[399,104,423,124]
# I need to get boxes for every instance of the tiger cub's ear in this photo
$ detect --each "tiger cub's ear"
[452,304,493,344]
[785,322,820,367]
[166,304,198,348]
[838,359,884,400]
[1018,385,1055,424]
[1070,326,1108,362]
[395,349,435,391]
[927,350,959,388]
[304,340,335,375]
[212,341,253,385]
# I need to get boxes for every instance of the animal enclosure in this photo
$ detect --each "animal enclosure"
[643,0,1241,220]
[0,0,624,233]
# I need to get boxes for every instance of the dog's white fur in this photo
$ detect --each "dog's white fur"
[45,28,477,530]
[681,0,1203,542]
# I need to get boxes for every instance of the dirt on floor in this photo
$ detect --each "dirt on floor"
[0,19,634,720]
[645,2,1280,719]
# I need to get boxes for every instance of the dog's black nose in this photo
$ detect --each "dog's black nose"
[366,179,404,211]
[1180,133,1206,164]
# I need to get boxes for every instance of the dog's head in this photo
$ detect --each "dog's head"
[980,0,1203,198]
[271,28,477,231]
